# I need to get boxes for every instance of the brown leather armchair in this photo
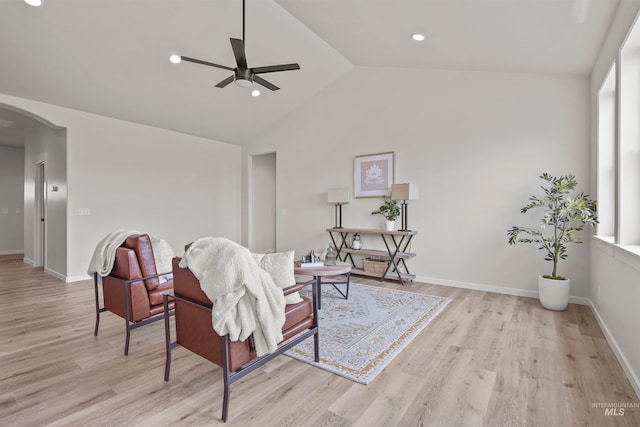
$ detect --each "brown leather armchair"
[93,234,175,355]
[164,257,319,422]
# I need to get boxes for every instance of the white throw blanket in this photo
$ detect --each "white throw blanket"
[179,237,286,356]
[87,229,140,276]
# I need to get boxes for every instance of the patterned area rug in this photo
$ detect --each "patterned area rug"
[284,282,451,384]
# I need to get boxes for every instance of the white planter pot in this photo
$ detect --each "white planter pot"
[385,220,395,231]
[538,276,570,311]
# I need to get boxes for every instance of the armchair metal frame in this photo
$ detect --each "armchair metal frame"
[163,282,320,422]
[93,272,175,355]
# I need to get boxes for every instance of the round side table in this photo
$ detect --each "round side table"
[294,261,351,310]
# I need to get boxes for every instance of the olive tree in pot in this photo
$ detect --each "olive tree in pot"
[371,198,400,231]
[507,173,597,311]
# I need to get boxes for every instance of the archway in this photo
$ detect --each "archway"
[0,103,68,279]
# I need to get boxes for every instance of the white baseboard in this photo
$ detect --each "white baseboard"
[0,250,24,255]
[415,275,590,305]
[588,300,640,399]
[23,257,35,266]
[568,295,591,305]
[44,267,66,282]
[66,274,92,283]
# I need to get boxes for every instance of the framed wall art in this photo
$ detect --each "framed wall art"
[353,151,395,198]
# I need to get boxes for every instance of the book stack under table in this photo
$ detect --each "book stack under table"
[326,227,417,285]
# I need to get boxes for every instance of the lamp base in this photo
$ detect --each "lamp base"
[334,203,345,229]
[399,201,409,232]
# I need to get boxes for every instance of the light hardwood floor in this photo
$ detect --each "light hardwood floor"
[1,255,638,426]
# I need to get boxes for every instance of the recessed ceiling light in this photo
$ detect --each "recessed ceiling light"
[24,0,42,6]
[411,34,425,42]
[251,90,260,97]
[169,54,181,64]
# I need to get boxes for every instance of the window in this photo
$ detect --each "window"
[597,11,640,249]
[597,64,616,239]
[618,22,640,245]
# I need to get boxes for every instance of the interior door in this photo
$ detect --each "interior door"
[35,161,46,267]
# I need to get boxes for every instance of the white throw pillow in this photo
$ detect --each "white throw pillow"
[252,251,302,304]
[150,237,175,276]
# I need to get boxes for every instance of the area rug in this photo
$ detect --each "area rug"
[284,282,451,384]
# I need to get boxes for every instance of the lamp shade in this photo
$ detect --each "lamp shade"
[391,183,419,201]
[327,188,351,204]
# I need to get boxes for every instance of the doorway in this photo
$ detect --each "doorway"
[35,161,46,268]
[0,103,67,278]
[249,153,276,253]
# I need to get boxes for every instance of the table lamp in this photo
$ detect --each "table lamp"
[391,183,419,231]
[328,188,350,228]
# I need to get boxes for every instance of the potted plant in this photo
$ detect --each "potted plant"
[507,173,597,311]
[372,198,400,231]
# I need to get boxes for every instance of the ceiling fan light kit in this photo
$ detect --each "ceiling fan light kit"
[234,78,253,88]
[173,0,300,92]
[233,67,254,88]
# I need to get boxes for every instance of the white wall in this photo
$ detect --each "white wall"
[249,152,276,253]
[0,146,25,254]
[589,0,640,398]
[0,94,242,282]
[65,110,242,281]
[244,66,591,299]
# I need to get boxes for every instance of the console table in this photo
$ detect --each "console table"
[326,228,417,285]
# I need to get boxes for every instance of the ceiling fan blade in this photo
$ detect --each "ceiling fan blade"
[215,75,235,88]
[252,63,300,74]
[180,56,234,71]
[230,38,247,69]
[253,75,280,91]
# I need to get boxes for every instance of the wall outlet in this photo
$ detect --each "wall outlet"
[77,208,91,216]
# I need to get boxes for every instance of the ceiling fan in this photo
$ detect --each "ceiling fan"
[173,0,300,91]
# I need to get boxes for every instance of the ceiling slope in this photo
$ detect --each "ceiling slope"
[277,0,620,75]
[0,0,622,146]
[0,0,353,145]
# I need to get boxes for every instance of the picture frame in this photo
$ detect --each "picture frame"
[354,151,395,198]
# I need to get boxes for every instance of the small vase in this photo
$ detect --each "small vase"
[324,244,337,266]
[385,220,395,231]
[351,234,362,249]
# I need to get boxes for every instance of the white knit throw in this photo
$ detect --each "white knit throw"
[87,229,140,277]
[179,237,286,356]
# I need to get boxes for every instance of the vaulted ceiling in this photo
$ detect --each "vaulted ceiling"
[0,0,621,147]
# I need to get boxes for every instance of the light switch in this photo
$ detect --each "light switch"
[77,208,91,216]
